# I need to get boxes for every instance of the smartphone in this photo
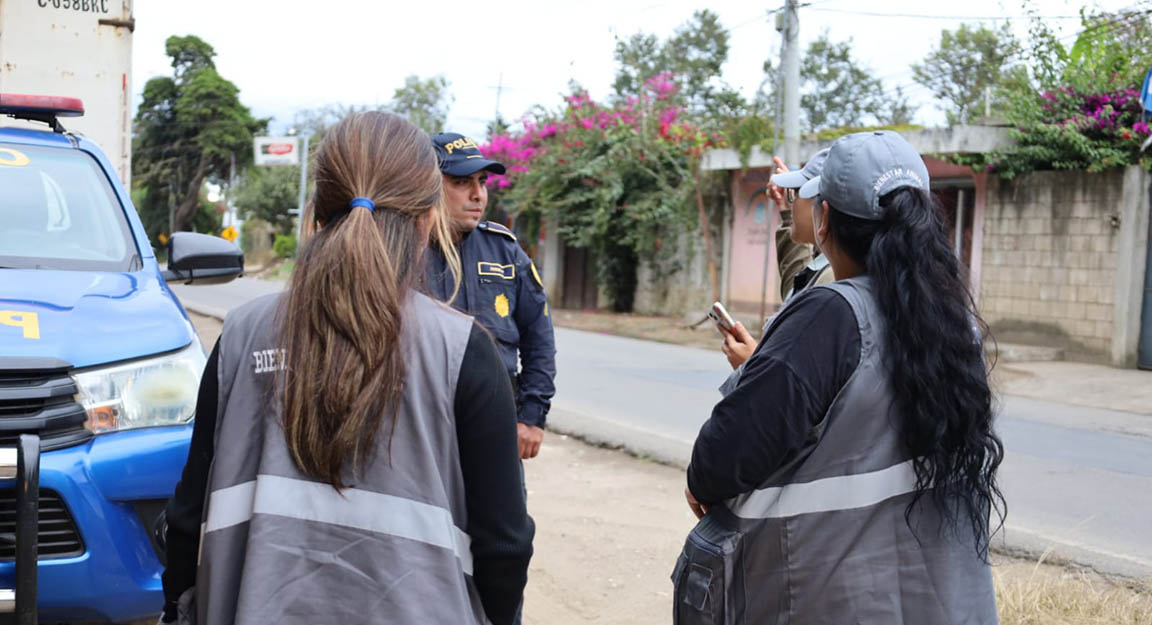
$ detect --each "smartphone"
[708,301,735,333]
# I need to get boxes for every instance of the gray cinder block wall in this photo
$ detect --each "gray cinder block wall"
[633,231,713,318]
[979,166,1150,366]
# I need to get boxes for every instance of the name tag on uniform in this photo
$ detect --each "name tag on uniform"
[477,262,515,280]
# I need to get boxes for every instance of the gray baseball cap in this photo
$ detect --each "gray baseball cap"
[798,174,821,199]
[770,147,829,190]
[817,130,930,220]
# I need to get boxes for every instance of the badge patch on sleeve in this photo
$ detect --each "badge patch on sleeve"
[530,262,544,288]
[478,262,515,280]
[494,294,510,318]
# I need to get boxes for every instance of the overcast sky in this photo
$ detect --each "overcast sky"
[131,0,1141,138]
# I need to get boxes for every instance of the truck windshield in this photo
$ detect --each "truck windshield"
[0,141,138,271]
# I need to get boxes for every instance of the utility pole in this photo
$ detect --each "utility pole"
[295,133,310,244]
[781,0,801,167]
[494,72,504,120]
[761,1,800,331]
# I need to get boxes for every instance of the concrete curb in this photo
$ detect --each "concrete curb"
[992,524,1152,581]
[547,406,693,470]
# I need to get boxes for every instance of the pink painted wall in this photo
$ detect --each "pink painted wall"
[723,158,986,312]
[727,169,782,311]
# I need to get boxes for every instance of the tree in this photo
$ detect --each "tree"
[612,32,663,99]
[166,35,216,78]
[661,10,729,111]
[965,7,1152,179]
[609,10,754,304]
[388,75,452,135]
[234,165,299,232]
[486,114,510,141]
[880,86,918,126]
[613,10,731,114]
[133,35,265,236]
[1062,9,1152,92]
[799,33,887,131]
[911,23,1021,125]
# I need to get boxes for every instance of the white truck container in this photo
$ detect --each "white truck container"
[0,0,134,184]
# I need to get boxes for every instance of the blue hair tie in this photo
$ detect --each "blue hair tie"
[349,197,375,212]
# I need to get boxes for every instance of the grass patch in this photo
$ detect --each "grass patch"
[260,259,295,282]
[995,556,1152,625]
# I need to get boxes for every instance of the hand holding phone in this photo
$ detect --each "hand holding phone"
[721,321,757,370]
[708,301,735,334]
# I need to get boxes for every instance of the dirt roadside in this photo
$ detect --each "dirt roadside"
[521,434,694,624]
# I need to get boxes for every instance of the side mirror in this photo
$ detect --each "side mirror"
[162,232,244,285]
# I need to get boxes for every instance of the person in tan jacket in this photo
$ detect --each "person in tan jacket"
[720,150,836,376]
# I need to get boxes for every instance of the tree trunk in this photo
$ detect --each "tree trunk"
[694,164,720,304]
[172,155,210,232]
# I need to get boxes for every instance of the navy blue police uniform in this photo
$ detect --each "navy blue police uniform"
[425,133,556,428]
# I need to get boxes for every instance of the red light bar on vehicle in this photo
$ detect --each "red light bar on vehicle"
[0,93,85,118]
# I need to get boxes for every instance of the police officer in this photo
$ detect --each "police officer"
[425,132,556,459]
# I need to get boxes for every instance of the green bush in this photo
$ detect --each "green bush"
[959,10,1152,178]
[273,234,297,259]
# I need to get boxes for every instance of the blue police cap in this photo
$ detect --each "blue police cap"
[432,132,506,177]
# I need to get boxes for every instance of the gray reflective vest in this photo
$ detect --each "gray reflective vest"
[187,291,490,625]
[677,277,997,625]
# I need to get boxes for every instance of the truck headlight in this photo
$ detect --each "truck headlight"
[73,340,207,433]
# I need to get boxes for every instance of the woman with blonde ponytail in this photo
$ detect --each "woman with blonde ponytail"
[160,112,534,625]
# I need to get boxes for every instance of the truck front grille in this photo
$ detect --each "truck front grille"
[0,488,84,560]
[0,359,91,451]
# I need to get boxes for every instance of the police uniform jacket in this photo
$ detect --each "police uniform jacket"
[425,221,556,427]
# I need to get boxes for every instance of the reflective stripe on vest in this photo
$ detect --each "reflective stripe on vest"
[203,474,474,575]
[727,458,920,519]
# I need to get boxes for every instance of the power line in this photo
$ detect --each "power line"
[766,2,814,16]
[730,13,770,30]
[807,7,1081,20]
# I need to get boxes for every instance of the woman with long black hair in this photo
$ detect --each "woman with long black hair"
[678,130,1004,624]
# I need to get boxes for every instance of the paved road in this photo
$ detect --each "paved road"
[169,277,285,320]
[172,279,1152,579]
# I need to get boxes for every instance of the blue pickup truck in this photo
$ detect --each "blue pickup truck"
[0,94,243,623]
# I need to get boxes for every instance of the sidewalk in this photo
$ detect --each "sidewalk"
[551,309,1152,419]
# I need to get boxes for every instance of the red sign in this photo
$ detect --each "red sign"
[254,137,300,166]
